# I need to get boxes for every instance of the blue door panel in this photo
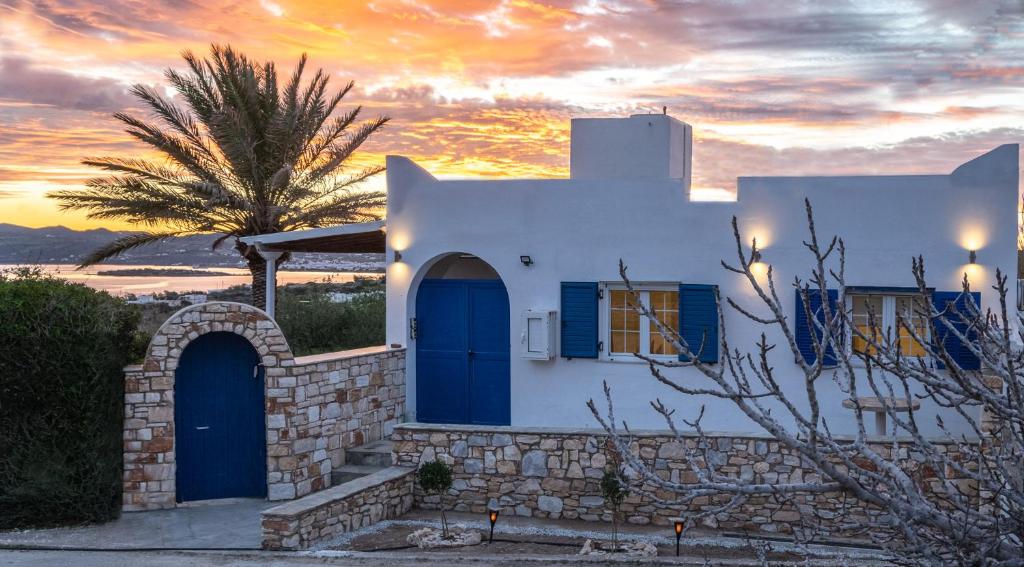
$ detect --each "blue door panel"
[468,357,510,425]
[417,352,468,423]
[175,332,266,502]
[417,278,510,426]
[468,283,510,352]
[417,283,467,350]
[468,283,510,425]
[416,281,469,423]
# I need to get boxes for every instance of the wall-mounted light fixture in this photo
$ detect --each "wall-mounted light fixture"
[968,250,977,264]
[520,255,534,267]
[393,249,403,263]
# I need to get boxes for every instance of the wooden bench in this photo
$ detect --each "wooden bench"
[842,397,921,435]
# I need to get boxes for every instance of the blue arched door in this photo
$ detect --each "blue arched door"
[175,332,267,502]
[416,279,511,425]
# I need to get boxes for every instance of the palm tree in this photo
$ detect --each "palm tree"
[50,45,388,307]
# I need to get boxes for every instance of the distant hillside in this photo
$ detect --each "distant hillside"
[0,224,383,271]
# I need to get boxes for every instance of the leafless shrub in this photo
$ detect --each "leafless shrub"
[589,199,1023,565]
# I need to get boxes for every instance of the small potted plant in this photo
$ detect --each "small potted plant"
[417,459,454,538]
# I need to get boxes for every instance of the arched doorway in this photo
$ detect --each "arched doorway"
[416,254,510,425]
[175,332,267,502]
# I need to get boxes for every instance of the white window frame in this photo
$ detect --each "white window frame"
[845,291,931,361]
[599,282,680,363]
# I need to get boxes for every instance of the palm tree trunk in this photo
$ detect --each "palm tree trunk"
[247,254,268,309]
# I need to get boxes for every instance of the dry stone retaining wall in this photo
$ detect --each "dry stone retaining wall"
[261,466,415,550]
[392,423,971,536]
[123,301,405,510]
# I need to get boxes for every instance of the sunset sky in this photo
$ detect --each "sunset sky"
[0,0,1022,230]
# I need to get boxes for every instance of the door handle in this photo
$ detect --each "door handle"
[467,350,475,357]
[195,426,210,430]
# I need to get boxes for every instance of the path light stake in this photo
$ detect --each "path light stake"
[487,504,500,543]
[671,517,684,556]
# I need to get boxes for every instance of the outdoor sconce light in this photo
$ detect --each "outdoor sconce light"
[969,250,977,264]
[393,250,403,263]
[520,255,534,267]
[487,504,500,543]
[671,517,684,556]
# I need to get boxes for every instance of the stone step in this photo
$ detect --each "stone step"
[345,440,393,467]
[331,464,384,485]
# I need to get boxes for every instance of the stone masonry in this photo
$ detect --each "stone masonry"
[123,301,405,511]
[393,423,973,536]
[261,466,415,550]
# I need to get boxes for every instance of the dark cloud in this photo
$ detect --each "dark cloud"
[0,57,136,112]
[694,127,1024,192]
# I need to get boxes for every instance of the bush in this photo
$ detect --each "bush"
[417,459,454,537]
[275,291,385,356]
[0,269,139,528]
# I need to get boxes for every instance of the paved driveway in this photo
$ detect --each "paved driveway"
[0,498,270,550]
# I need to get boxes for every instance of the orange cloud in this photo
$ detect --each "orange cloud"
[0,0,1022,230]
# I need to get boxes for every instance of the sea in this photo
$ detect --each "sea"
[0,264,379,296]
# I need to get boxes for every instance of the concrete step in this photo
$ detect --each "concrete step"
[345,440,393,468]
[330,464,384,485]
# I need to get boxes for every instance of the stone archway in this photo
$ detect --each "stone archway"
[122,301,294,510]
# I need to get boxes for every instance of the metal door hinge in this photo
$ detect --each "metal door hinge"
[598,341,604,352]
[409,317,418,340]
[598,288,604,300]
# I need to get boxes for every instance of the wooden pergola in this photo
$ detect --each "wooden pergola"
[239,221,386,318]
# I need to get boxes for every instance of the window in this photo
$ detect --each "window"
[606,286,679,359]
[849,293,928,357]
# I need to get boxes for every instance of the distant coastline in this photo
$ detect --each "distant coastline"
[97,268,232,277]
[94,265,384,277]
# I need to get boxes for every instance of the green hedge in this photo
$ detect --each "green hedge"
[0,269,140,528]
[275,291,385,356]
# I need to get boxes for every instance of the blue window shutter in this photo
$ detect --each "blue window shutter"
[794,288,839,366]
[561,282,599,358]
[931,291,981,370]
[678,284,719,363]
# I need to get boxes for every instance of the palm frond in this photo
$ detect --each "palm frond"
[77,230,205,267]
[306,116,389,185]
[54,45,389,268]
[282,189,386,229]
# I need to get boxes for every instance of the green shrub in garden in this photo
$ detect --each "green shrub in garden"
[0,268,140,528]
[275,291,385,356]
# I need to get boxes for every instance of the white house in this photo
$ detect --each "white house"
[248,114,1019,437]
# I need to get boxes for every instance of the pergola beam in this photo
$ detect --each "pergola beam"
[240,221,388,320]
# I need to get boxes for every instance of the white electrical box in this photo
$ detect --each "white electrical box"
[521,310,555,360]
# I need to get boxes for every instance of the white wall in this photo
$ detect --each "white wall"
[385,116,1019,437]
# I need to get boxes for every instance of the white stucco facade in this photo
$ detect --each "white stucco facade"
[384,114,1019,436]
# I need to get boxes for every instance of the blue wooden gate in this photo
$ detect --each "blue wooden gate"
[416,279,510,425]
[175,332,267,502]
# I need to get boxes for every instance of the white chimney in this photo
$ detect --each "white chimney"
[569,114,692,184]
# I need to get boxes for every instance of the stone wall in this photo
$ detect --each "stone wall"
[123,301,405,510]
[392,423,971,536]
[261,466,415,550]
